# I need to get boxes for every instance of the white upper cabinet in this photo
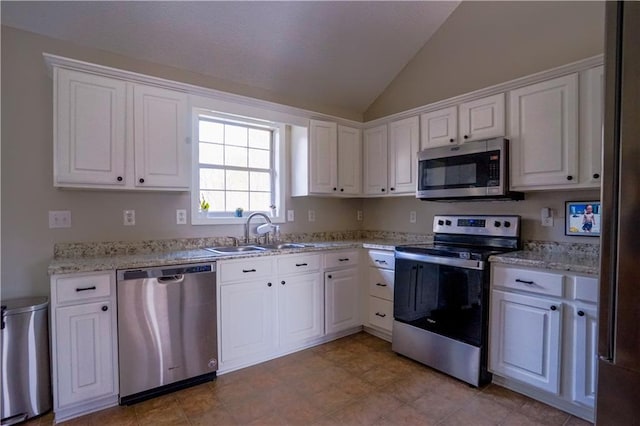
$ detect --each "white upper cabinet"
[55,69,127,186]
[421,94,505,149]
[580,66,604,188]
[509,73,579,189]
[337,125,362,194]
[133,84,189,189]
[309,120,338,193]
[459,93,505,143]
[388,116,420,194]
[421,106,457,148]
[291,121,360,196]
[363,124,389,195]
[53,67,190,191]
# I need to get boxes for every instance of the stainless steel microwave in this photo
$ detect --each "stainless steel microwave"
[416,138,523,201]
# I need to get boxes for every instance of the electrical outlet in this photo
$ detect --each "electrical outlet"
[357,210,363,221]
[541,207,554,227]
[123,210,136,226]
[308,210,316,222]
[49,210,71,228]
[176,209,187,225]
[287,210,295,222]
[542,216,554,227]
[410,211,417,223]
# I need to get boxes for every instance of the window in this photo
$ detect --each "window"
[192,110,285,224]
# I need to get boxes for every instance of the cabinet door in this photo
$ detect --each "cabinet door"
[133,84,189,189]
[459,93,505,142]
[388,116,419,194]
[572,305,597,408]
[509,74,579,188]
[220,280,277,365]
[421,106,457,149]
[279,273,324,347]
[55,68,126,186]
[489,290,562,394]
[363,125,388,195]
[325,268,360,334]
[581,66,604,187]
[55,302,116,407]
[337,125,362,195]
[309,120,338,193]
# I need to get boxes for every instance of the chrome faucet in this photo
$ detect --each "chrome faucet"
[244,212,273,244]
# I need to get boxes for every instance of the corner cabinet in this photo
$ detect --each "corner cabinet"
[53,67,190,191]
[363,116,419,196]
[489,264,598,422]
[50,271,119,423]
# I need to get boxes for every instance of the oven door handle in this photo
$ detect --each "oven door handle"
[395,251,485,270]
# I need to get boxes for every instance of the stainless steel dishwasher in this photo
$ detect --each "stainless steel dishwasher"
[116,263,217,405]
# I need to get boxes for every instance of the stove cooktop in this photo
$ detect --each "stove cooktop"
[395,243,511,261]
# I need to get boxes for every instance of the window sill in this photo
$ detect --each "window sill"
[191,213,285,225]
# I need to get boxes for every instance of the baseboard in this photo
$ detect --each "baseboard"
[363,325,391,342]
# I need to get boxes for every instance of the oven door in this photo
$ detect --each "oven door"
[394,254,487,347]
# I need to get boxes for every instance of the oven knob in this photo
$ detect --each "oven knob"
[504,221,511,228]
[438,220,444,226]
[494,221,501,227]
[445,220,452,226]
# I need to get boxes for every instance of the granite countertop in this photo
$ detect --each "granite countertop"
[489,250,600,276]
[48,239,407,275]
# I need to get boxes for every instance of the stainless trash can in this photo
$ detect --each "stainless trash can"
[1,297,52,425]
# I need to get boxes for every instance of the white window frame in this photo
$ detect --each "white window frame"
[191,107,286,225]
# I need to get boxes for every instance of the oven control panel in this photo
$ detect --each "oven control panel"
[433,215,519,237]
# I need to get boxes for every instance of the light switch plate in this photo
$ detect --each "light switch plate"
[176,209,187,225]
[49,210,71,228]
[287,210,295,222]
[308,210,316,222]
[123,210,136,226]
[410,211,417,223]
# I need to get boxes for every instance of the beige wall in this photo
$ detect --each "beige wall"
[364,1,605,120]
[362,190,601,243]
[0,26,362,299]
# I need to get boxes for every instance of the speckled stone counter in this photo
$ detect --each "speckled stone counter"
[48,231,432,275]
[489,241,600,276]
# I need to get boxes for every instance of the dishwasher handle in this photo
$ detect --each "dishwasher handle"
[157,275,185,284]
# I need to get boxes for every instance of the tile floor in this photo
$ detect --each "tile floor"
[29,332,592,426]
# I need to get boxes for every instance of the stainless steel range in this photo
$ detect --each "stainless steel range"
[392,215,521,387]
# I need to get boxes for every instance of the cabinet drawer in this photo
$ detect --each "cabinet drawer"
[325,250,359,269]
[369,296,393,332]
[573,276,599,303]
[56,273,112,304]
[219,258,274,283]
[493,265,564,297]
[368,250,394,270]
[368,267,394,301]
[278,254,321,275]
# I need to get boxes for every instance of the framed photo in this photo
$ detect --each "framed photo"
[565,201,601,237]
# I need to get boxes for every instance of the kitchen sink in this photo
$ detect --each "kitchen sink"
[204,245,268,254]
[258,243,308,250]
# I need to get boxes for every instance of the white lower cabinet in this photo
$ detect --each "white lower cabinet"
[489,290,562,394]
[325,267,360,335]
[278,272,324,348]
[50,272,118,423]
[365,249,395,337]
[489,264,598,422]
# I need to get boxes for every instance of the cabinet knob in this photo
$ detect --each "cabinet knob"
[327,275,332,279]
[333,187,337,191]
[267,282,272,287]
[117,176,123,182]
[340,188,344,192]
[463,135,469,140]
[390,187,395,191]
[281,280,286,285]
[139,178,145,184]
[449,138,455,143]
[578,310,585,317]
[381,188,386,192]
[566,175,573,181]
[101,305,108,312]
[593,173,600,179]
[550,305,557,311]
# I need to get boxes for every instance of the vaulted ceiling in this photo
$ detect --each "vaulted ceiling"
[1,1,460,119]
